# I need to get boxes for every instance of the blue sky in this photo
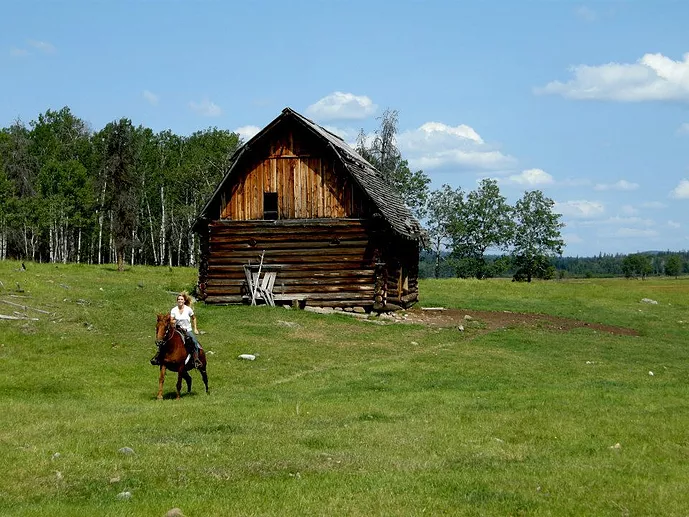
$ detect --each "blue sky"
[2,1,688,257]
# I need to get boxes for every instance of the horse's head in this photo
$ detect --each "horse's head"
[151,313,172,365]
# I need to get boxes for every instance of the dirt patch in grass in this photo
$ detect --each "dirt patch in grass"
[394,307,640,337]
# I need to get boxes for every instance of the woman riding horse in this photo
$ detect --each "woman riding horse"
[151,304,209,399]
[170,292,203,369]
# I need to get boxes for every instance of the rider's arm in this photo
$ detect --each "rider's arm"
[191,313,199,334]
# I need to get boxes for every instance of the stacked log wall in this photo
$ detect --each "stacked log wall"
[202,219,380,307]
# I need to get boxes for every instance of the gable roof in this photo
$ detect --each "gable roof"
[195,107,426,243]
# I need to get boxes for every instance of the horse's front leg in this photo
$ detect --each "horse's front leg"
[157,365,166,400]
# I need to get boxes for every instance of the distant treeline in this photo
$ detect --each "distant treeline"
[419,250,689,279]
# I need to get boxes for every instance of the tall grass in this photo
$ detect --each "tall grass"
[1,261,688,516]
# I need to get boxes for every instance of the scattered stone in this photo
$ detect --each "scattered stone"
[463,315,473,321]
[648,371,654,376]
[640,298,658,305]
[109,476,121,484]
[457,325,464,332]
[118,447,135,455]
[610,443,622,450]
[304,306,334,315]
[116,491,132,500]
[165,509,185,517]
[378,313,395,320]
[421,307,446,311]
[51,452,61,460]
[55,471,63,480]
[411,341,418,346]
[238,354,256,361]
[343,307,353,312]
[352,307,366,314]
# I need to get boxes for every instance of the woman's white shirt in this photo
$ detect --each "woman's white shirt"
[171,305,194,332]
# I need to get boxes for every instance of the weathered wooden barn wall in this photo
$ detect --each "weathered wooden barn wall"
[220,123,368,221]
[199,219,380,306]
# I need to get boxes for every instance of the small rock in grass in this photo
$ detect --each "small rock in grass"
[165,509,185,517]
[238,354,256,361]
[640,298,658,304]
[457,325,464,332]
[109,476,120,484]
[51,452,61,460]
[116,491,132,500]
[411,341,418,346]
[464,315,473,321]
[648,371,654,376]
[610,443,622,450]
[118,447,135,455]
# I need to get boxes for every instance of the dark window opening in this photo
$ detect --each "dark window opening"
[263,192,278,220]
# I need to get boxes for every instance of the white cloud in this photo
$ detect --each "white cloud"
[142,90,159,106]
[535,52,689,102]
[575,6,598,22]
[397,122,516,171]
[593,179,639,191]
[305,92,377,121]
[9,47,29,58]
[235,125,260,142]
[677,123,689,135]
[614,228,659,238]
[670,179,689,199]
[563,232,584,244]
[602,216,654,227]
[620,205,639,216]
[505,168,555,186]
[555,200,605,219]
[668,220,681,228]
[28,40,55,53]
[189,98,222,117]
[641,201,666,209]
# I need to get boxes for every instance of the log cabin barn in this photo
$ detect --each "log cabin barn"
[193,107,426,311]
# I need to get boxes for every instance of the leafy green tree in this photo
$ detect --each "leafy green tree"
[356,109,430,218]
[511,190,564,282]
[449,178,513,279]
[99,118,139,271]
[665,254,682,277]
[622,253,653,279]
[426,185,463,278]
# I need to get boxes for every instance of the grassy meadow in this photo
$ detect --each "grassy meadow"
[0,260,688,516]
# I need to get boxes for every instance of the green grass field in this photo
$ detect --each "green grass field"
[1,260,688,516]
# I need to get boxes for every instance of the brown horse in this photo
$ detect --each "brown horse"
[151,313,209,400]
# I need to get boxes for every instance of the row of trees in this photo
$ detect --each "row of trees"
[356,109,564,282]
[0,107,240,269]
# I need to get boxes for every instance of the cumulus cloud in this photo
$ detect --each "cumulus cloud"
[505,168,555,186]
[555,200,605,218]
[593,179,639,191]
[575,6,598,22]
[602,216,654,227]
[670,179,689,199]
[9,47,29,58]
[677,123,689,135]
[28,40,56,53]
[535,52,689,102]
[668,220,681,228]
[614,228,659,238]
[397,122,516,171]
[189,98,222,117]
[620,205,639,216]
[142,90,159,106]
[641,201,666,209]
[235,125,261,143]
[306,92,377,121]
